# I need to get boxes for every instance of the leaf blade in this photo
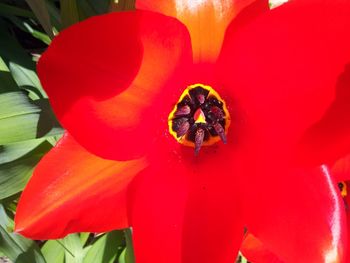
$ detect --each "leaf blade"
[25,0,54,38]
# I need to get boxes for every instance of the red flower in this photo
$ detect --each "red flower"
[14,0,350,262]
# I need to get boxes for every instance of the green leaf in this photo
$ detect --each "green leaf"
[0,205,45,262]
[0,3,35,18]
[118,249,126,263]
[25,0,54,38]
[111,0,135,11]
[62,234,85,263]
[0,92,40,119]
[0,19,36,72]
[83,231,123,263]
[0,56,19,92]
[86,0,111,14]
[0,140,52,199]
[9,62,47,98]
[41,241,65,263]
[76,0,111,18]
[0,92,63,144]
[80,233,90,246]
[60,0,80,28]
[45,0,62,31]
[0,20,45,97]
[124,229,135,263]
[16,247,46,263]
[0,139,45,164]
[23,22,51,45]
[0,225,26,261]
[46,135,63,146]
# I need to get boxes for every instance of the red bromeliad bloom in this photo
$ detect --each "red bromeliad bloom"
[14,0,350,262]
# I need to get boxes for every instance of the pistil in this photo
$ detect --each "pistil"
[168,84,231,155]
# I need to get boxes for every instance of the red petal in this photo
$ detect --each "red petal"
[15,133,147,239]
[242,164,347,262]
[38,11,192,160]
[217,0,350,166]
[298,66,350,165]
[331,155,350,182]
[128,141,244,263]
[240,233,283,263]
[347,211,350,263]
[136,0,268,62]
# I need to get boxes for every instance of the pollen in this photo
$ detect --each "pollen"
[168,83,231,155]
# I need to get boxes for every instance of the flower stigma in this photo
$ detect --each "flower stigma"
[168,84,231,155]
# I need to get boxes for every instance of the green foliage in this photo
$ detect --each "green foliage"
[41,240,65,263]
[60,0,80,28]
[24,0,54,38]
[83,231,124,263]
[0,92,63,144]
[0,205,46,262]
[0,0,137,262]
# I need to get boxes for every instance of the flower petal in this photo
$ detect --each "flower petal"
[298,65,350,165]
[15,133,147,239]
[38,11,193,160]
[217,0,350,166]
[240,233,283,263]
[243,164,347,262]
[332,155,350,182]
[136,0,269,62]
[128,143,244,263]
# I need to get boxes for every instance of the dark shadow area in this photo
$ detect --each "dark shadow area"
[34,98,63,138]
[15,245,43,263]
[0,18,36,71]
[0,71,18,93]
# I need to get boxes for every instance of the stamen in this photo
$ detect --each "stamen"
[168,83,231,155]
[210,106,224,119]
[194,128,205,155]
[213,123,227,144]
[177,119,190,137]
[175,105,191,116]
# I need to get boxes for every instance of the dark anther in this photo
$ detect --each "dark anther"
[338,182,344,191]
[194,128,205,156]
[175,105,191,116]
[177,119,190,137]
[213,123,227,144]
[210,106,224,119]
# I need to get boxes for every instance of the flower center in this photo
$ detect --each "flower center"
[168,83,231,155]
